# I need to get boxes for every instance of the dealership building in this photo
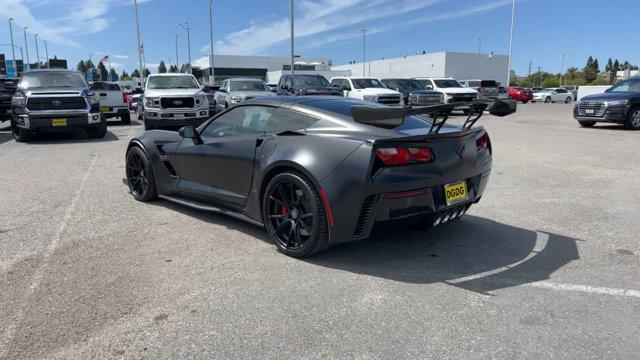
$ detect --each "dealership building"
[332,51,510,86]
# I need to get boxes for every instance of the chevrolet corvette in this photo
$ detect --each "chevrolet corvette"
[125,96,513,257]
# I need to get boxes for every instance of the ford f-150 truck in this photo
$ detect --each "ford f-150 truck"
[380,78,443,106]
[90,81,130,124]
[142,73,210,130]
[330,77,403,105]
[10,69,105,142]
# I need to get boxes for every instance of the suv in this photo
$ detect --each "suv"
[0,78,18,123]
[10,69,104,142]
[412,78,478,105]
[573,77,640,130]
[330,77,403,105]
[142,73,210,130]
[460,79,499,99]
[276,74,342,96]
[214,78,275,112]
[380,78,442,106]
[90,81,130,124]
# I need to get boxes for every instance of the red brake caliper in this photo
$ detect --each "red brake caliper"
[281,205,288,216]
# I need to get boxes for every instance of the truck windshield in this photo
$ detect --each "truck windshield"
[352,78,385,89]
[292,75,330,89]
[607,78,640,93]
[230,81,268,92]
[19,72,87,89]
[434,80,463,88]
[394,79,426,91]
[147,76,200,89]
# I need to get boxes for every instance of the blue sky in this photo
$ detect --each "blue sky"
[0,0,638,76]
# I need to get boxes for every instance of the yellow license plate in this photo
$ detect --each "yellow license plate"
[100,107,110,113]
[51,118,67,126]
[444,181,468,206]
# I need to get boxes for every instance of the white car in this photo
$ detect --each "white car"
[329,77,403,105]
[532,88,573,103]
[412,77,478,104]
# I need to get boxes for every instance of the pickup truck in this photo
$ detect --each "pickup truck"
[214,78,275,111]
[90,81,130,124]
[142,73,210,130]
[10,69,105,142]
[412,77,479,105]
[0,78,18,123]
[380,78,443,106]
[330,77,403,105]
[276,74,343,97]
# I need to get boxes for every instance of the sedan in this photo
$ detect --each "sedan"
[507,86,533,103]
[532,88,573,103]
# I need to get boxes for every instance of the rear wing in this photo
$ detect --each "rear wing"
[351,99,516,134]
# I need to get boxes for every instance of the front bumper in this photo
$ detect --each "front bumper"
[572,104,627,123]
[144,109,209,129]
[100,106,129,115]
[15,111,102,131]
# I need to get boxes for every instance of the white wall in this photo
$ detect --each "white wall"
[266,69,352,84]
[577,86,611,100]
[191,55,330,72]
[444,52,509,86]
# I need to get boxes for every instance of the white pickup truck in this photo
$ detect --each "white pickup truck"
[330,77,403,105]
[89,81,130,124]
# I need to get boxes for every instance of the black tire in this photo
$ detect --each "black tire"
[262,172,330,257]
[545,97,551,103]
[11,119,34,142]
[87,121,107,138]
[522,99,529,104]
[565,97,572,103]
[578,121,596,128]
[125,146,158,201]
[625,107,640,130]
[121,112,131,125]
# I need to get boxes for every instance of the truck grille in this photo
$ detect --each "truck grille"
[578,101,605,117]
[376,94,402,105]
[160,97,195,109]
[26,96,86,111]
[450,94,476,103]
[410,93,442,106]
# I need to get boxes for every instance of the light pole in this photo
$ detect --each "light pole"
[179,22,194,74]
[23,26,30,69]
[362,29,367,77]
[173,34,179,72]
[559,55,565,87]
[475,38,482,54]
[44,40,49,68]
[8,18,16,72]
[290,0,295,77]
[133,0,145,88]
[506,0,516,86]
[208,0,216,84]
[34,33,40,68]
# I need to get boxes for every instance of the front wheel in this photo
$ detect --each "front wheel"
[11,120,34,142]
[87,121,107,138]
[625,108,640,130]
[565,97,572,103]
[522,99,529,104]
[120,112,131,125]
[125,146,158,201]
[544,97,551,103]
[262,172,330,257]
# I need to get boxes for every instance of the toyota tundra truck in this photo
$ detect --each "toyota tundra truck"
[10,69,105,142]
[142,73,210,130]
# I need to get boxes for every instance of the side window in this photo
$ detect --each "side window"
[91,82,105,90]
[264,109,322,133]
[200,106,277,138]
[286,76,293,89]
[557,89,567,93]
[330,79,339,88]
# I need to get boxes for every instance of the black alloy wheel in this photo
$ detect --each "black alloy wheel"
[263,173,329,257]
[126,146,157,201]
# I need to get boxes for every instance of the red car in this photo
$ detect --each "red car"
[508,86,533,103]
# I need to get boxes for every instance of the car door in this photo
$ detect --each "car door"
[173,105,277,207]
[554,88,568,101]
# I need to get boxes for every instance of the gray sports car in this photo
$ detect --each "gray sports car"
[125,96,513,257]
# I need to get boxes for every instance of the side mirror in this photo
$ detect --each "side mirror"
[178,125,203,144]
[201,85,211,92]
[488,100,516,117]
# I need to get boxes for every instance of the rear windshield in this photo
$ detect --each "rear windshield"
[292,75,330,89]
[91,82,121,91]
[147,75,200,89]
[19,71,87,89]
[352,78,385,89]
[481,80,497,87]
[434,79,463,88]
[392,79,426,91]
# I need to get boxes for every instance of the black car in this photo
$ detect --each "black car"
[573,77,640,129]
[0,78,18,122]
[276,74,343,96]
[125,96,513,257]
[380,78,443,106]
[10,69,105,142]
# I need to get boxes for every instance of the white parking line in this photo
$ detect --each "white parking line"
[527,281,640,298]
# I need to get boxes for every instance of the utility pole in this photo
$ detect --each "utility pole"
[179,22,194,74]
[208,0,216,84]
[290,0,295,77]
[44,40,49,68]
[362,29,367,77]
[173,34,179,72]
[559,54,565,87]
[538,66,542,88]
[23,27,30,69]
[475,38,482,54]
[506,0,515,86]
[34,34,40,68]
[8,18,16,73]
[133,0,145,88]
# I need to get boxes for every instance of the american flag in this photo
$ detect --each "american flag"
[100,55,109,62]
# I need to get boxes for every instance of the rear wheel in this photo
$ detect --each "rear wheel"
[522,99,529,104]
[565,96,572,103]
[262,172,330,257]
[578,121,596,128]
[625,108,640,130]
[126,146,157,201]
[545,97,551,103]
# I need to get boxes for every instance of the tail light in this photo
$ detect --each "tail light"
[476,133,491,154]
[122,93,128,104]
[375,147,433,166]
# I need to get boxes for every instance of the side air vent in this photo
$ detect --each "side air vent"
[156,144,177,176]
[352,195,377,240]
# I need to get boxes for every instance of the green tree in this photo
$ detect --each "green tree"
[179,63,189,73]
[605,58,613,72]
[158,60,167,73]
[76,60,87,76]
[566,67,579,80]
[169,64,178,73]
[131,69,140,78]
[592,58,600,73]
[143,68,151,77]
[109,68,118,81]
[97,61,108,81]
[120,70,130,81]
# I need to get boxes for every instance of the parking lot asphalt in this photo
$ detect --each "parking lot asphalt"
[0,103,639,359]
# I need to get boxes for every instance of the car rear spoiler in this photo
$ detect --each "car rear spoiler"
[351,99,516,134]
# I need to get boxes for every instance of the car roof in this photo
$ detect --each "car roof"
[148,73,194,77]
[23,69,80,74]
[226,77,265,82]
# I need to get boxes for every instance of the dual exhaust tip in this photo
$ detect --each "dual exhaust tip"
[433,203,472,226]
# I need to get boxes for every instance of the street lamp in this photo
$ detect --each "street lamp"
[44,40,49,68]
[23,27,30,69]
[179,22,194,74]
[173,34,179,72]
[362,29,367,77]
[133,0,145,88]
[8,18,16,70]
[34,33,40,68]
[208,0,216,84]
[506,0,516,86]
[559,55,565,87]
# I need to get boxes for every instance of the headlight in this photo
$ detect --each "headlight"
[363,95,378,102]
[144,97,159,108]
[228,95,243,103]
[87,93,100,105]
[605,100,628,106]
[11,96,26,107]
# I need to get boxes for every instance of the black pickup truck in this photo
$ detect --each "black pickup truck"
[10,69,105,141]
[0,78,18,123]
[574,77,640,130]
[276,74,343,96]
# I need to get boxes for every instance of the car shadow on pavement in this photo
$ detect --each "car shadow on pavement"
[305,215,581,295]
[22,130,120,144]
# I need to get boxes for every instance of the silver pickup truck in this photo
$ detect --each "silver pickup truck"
[142,73,210,130]
[214,78,275,111]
